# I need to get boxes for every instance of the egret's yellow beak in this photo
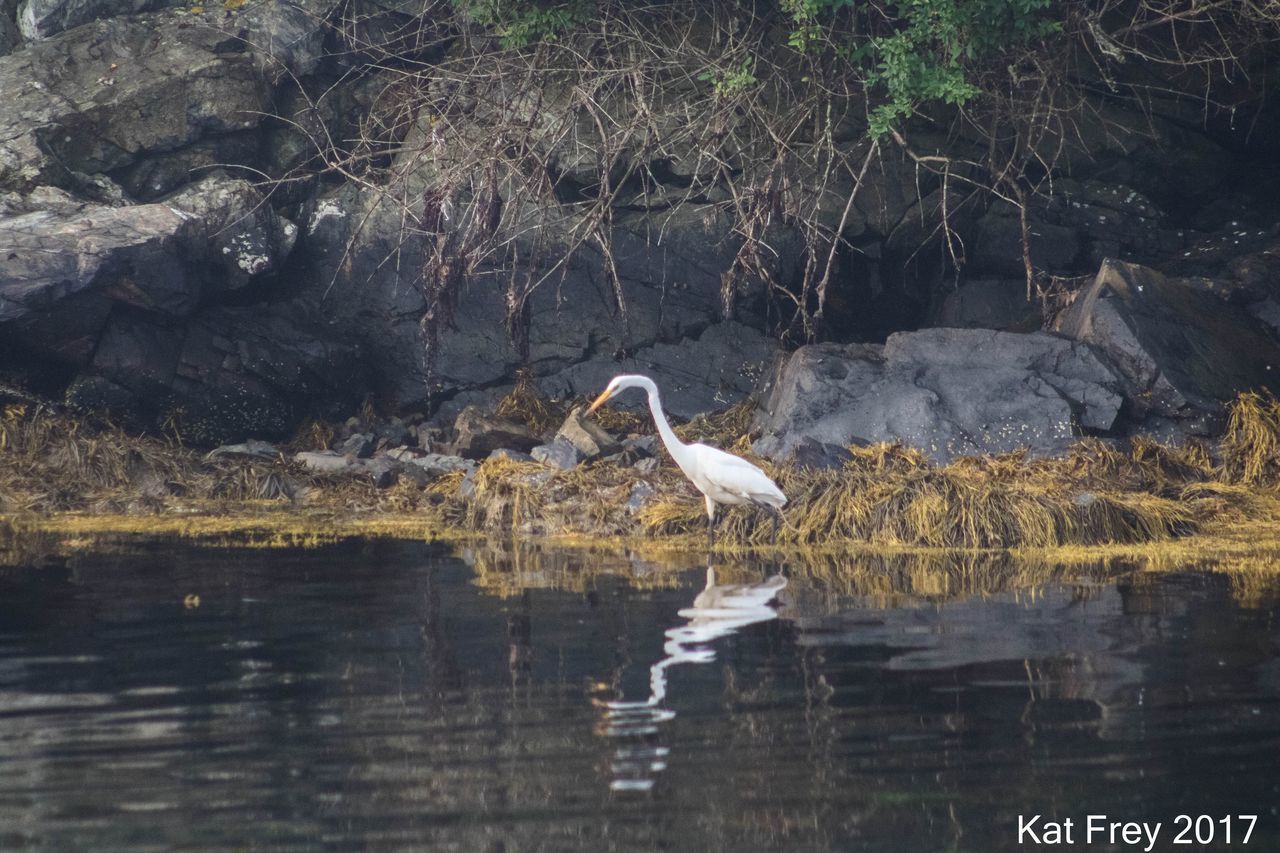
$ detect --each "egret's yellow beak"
[586,388,613,414]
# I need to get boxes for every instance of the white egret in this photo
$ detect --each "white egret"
[587,374,786,544]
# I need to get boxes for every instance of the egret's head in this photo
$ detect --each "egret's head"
[586,374,651,414]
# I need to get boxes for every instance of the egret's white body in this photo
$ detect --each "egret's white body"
[588,374,786,541]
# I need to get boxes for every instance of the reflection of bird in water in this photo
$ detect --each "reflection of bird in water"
[598,564,787,791]
[587,374,787,544]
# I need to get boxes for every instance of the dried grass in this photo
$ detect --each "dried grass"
[4,392,1280,552]
[1221,390,1280,485]
[0,403,424,516]
[493,369,562,436]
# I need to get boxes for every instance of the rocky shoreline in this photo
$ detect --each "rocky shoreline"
[4,376,1280,551]
[3,1,1280,542]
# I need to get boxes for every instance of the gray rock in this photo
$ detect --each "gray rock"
[970,210,1081,278]
[1129,415,1220,447]
[335,0,447,65]
[403,453,475,478]
[1054,260,1280,419]
[294,449,399,487]
[0,192,227,389]
[1,193,205,367]
[604,435,658,468]
[626,481,656,515]
[0,0,19,56]
[84,301,366,445]
[17,0,183,40]
[789,437,855,471]
[450,406,539,459]
[62,374,143,427]
[1040,180,1182,266]
[969,180,1185,280]
[633,457,660,475]
[753,329,1126,463]
[1249,299,1280,338]
[882,328,1123,431]
[294,450,356,474]
[555,407,620,459]
[851,146,924,238]
[487,448,536,463]
[205,439,280,461]
[428,386,511,429]
[115,135,262,202]
[539,321,778,420]
[373,419,413,448]
[1227,236,1280,294]
[237,0,337,77]
[0,381,35,405]
[413,423,440,451]
[164,173,298,291]
[934,278,1043,332]
[393,461,434,487]
[0,14,274,191]
[364,456,399,488]
[531,438,581,470]
[306,181,767,411]
[340,432,375,459]
[623,435,659,456]
[15,0,335,72]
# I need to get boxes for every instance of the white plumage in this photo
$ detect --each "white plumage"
[587,374,786,543]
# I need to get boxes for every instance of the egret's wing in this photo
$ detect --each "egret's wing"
[690,444,787,505]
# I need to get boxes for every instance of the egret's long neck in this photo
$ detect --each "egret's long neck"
[644,385,689,466]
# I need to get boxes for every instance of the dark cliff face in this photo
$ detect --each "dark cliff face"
[2,1,1279,449]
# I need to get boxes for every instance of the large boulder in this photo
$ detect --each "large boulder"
[554,407,620,459]
[236,0,338,77]
[537,321,778,421]
[16,0,183,40]
[1054,260,1280,422]
[0,176,297,367]
[753,329,1125,463]
[305,183,773,412]
[15,0,335,72]
[0,12,274,192]
[74,302,367,444]
[0,188,205,365]
[450,407,540,459]
[1,0,20,56]
[968,180,1185,278]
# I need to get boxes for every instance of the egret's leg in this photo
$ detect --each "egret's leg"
[769,505,782,545]
[704,495,717,547]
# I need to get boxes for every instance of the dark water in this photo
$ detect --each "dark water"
[1,539,1279,851]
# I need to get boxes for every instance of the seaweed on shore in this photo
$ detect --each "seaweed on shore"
[4,392,1280,551]
[1221,390,1280,485]
[638,443,1201,549]
[0,401,401,515]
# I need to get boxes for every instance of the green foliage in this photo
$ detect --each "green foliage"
[698,55,759,97]
[457,1,1060,130]
[781,0,1060,136]
[455,0,591,49]
[782,0,853,51]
